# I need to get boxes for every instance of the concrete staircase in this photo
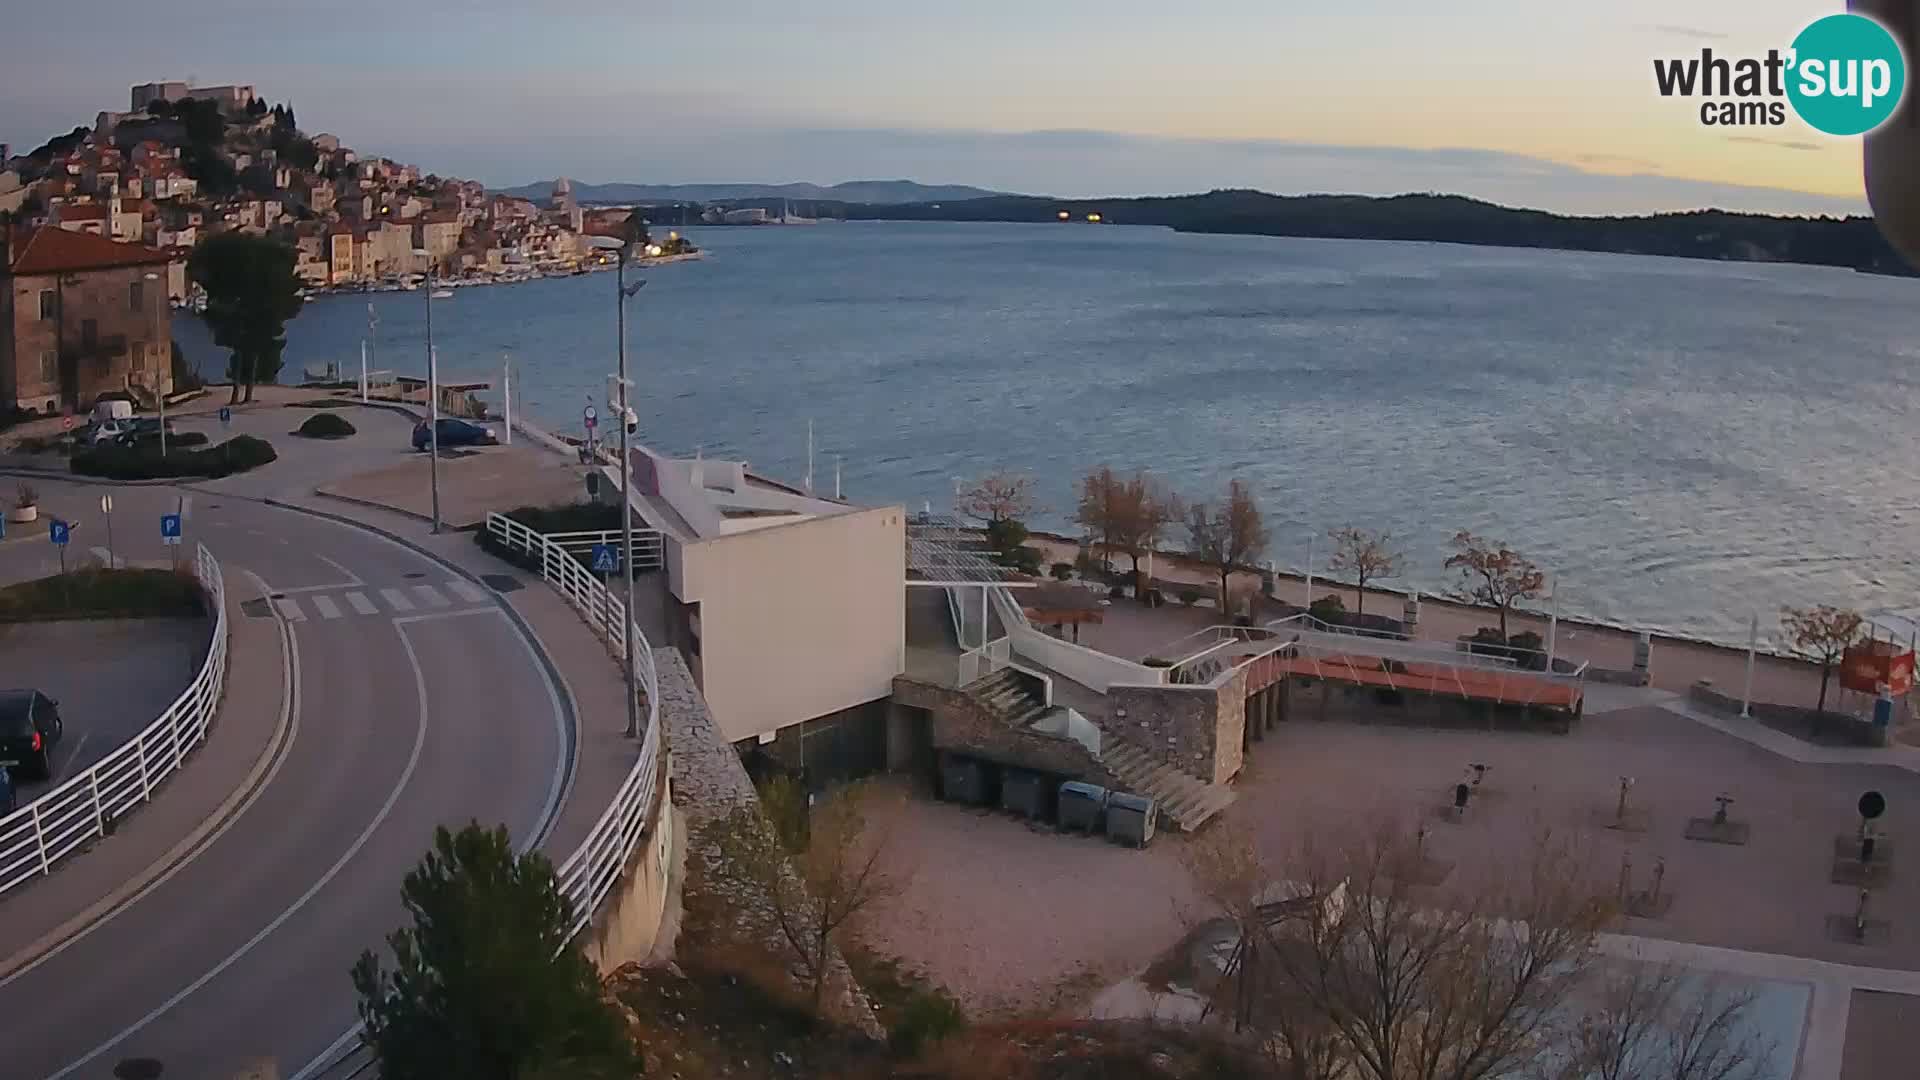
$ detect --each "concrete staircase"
[966,668,1052,729]
[1099,738,1237,832]
[966,669,1237,832]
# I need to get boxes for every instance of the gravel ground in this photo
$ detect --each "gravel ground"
[855,789,1205,1018]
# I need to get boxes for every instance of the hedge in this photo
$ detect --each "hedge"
[0,567,205,621]
[296,412,357,438]
[72,435,277,480]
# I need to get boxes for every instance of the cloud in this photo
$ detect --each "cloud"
[1573,152,1665,172]
[1647,24,1731,41]
[1723,135,1825,152]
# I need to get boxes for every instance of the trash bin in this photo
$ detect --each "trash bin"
[1058,781,1108,833]
[1106,791,1157,848]
[941,754,987,806]
[1001,769,1047,820]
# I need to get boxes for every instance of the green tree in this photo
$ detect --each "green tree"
[351,822,636,1080]
[188,233,305,404]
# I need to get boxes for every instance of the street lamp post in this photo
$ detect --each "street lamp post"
[589,231,646,739]
[143,272,166,456]
[416,251,442,533]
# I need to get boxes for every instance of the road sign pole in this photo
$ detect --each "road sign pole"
[104,501,114,570]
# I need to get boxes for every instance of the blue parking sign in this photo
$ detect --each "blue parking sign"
[49,519,69,546]
[590,543,619,574]
[161,513,183,542]
[219,406,232,425]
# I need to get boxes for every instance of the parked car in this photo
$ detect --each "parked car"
[109,417,177,446]
[0,765,13,815]
[85,418,136,445]
[412,418,498,451]
[0,690,63,781]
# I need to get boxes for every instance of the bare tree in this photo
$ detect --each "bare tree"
[1111,471,1184,583]
[1445,531,1546,640]
[1244,818,1620,1076]
[1779,604,1865,718]
[1549,962,1774,1080]
[1326,526,1403,620]
[955,468,1037,526]
[1179,820,1353,1080]
[1187,480,1269,614]
[711,780,907,1012]
[1073,466,1121,570]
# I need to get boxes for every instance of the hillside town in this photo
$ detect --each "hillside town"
[1,81,688,415]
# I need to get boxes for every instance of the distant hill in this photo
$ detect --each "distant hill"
[494,179,1014,205]
[839,190,1917,276]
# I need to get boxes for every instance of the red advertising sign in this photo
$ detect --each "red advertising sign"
[1842,642,1915,696]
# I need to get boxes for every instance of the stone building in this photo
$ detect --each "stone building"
[2,226,172,414]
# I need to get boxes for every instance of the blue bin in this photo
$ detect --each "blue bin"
[1058,781,1108,833]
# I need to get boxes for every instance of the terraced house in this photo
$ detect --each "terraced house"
[1,226,172,414]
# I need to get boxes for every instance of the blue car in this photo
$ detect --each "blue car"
[411,418,498,451]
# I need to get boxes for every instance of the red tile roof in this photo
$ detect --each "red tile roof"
[7,226,172,275]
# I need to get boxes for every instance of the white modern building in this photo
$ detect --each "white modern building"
[603,445,907,767]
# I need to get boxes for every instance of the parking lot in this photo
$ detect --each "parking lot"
[0,617,211,806]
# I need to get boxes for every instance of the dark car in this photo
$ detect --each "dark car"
[114,417,177,447]
[411,418,499,451]
[0,765,13,815]
[0,690,63,781]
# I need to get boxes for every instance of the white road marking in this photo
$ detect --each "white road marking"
[298,606,578,1080]
[0,569,302,990]
[55,731,92,776]
[412,584,450,609]
[379,587,414,612]
[344,591,378,616]
[310,595,342,620]
[446,579,486,604]
[316,554,363,586]
[48,606,431,1080]
[271,596,305,622]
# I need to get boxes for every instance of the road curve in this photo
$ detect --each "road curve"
[0,481,570,1079]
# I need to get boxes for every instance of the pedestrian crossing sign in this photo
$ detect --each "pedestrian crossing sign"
[590,543,619,574]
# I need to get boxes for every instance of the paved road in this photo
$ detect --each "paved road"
[0,478,570,1079]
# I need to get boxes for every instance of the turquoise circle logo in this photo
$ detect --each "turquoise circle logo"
[1787,13,1907,136]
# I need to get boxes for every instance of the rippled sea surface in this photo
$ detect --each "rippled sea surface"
[176,221,1920,645]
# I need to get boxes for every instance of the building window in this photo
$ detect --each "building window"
[39,351,57,384]
[38,290,56,321]
[129,280,144,312]
[81,319,98,349]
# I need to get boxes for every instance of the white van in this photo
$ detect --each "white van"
[90,399,133,426]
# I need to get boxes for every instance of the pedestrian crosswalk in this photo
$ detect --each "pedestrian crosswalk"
[269,581,492,622]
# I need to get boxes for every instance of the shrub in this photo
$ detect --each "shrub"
[1003,545,1044,577]
[1177,587,1200,606]
[1074,548,1101,575]
[0,567,204,621]
[1308,593,1347,623]
[71,434,276,480]
[1108,584,1127,600]
[295,412,357,438]
[888,990,966,1056]
[1049,561,1074,581]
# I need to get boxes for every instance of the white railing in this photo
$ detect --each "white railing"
[0,543,227,896]
[542,528,665,572]
[956,636,1010,688]
[485,512,663,938]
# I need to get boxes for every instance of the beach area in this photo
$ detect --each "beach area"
[1022,532,1845,720]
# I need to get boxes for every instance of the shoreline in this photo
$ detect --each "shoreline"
[293,250,704,303]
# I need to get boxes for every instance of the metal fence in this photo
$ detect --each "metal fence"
[0,543,227,895]
[484,512,663,939]
[540,528,665,572]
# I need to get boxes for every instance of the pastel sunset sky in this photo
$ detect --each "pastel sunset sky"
[0,0,1876,214]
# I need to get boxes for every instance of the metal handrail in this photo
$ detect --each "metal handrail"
[0,543,227,896]
[540,528,665,570]
[484,512,663,939]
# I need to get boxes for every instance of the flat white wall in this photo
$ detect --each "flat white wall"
[672,505,906,742]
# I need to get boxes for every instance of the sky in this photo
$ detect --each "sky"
[0,0,1882,215]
